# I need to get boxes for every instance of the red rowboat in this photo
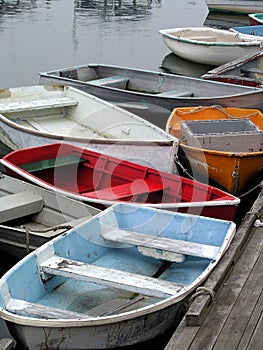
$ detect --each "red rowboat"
[0,143,240,220]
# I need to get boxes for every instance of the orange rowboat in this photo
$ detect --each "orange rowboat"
[166,105,263,195]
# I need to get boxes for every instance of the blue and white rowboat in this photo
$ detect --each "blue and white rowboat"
[0,203,236,349]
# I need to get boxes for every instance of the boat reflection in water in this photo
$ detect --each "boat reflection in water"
[161,52,213,78]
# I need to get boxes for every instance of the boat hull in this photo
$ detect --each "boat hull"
[39,64,263,128]
[0,203,236,349]
[206,1,263,14]
[0,174,100,258]
[179,141,263,195]
[0,85,177,174]
[159,27,263,66]
[249,13,263,25]
[166,106,263,195]
[6,302,183,349]
[0,143,240,221]
[202,52,263,88]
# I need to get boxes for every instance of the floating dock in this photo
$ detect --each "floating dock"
[165,187,263,350]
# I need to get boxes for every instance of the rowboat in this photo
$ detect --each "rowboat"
[230,24,263,37]
[166,105,263,195]
[0,202,236,349]
[0,172,100,258]
[159,27,263,66]
[0,85,178,174]
[0,142,240,220]
[39,64,263,129]
[202,51,263,87]
[248,13,263,25]
[206,1,263,14]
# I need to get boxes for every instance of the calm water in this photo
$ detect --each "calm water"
[0,0,250,347]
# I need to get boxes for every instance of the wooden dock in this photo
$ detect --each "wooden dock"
[165,187,263,350]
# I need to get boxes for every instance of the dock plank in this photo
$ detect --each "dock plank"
[164,188,263,350]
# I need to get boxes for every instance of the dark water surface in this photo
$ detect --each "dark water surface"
[0,0,251,348]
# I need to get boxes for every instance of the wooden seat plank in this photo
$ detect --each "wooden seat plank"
[102,229,219,260]
[6,298,88,319]
[0,192,44,223]
[20,155,86,173]
[85,179,165,200]
[157,90,194,97]
[0,97,78,113]
[90,75,129,88]
[39,256,183,298]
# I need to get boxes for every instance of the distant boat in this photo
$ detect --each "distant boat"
[202,51,263,88]
[248,12,263,25]
[230,24,263,37]
[166,105,263,195]
[0,142,240,220]
[0,85,178,174]
[0,173,100,258]
[0,202,236,350]
[39,63,263,129]
[206,1,263,14]
[159,27,263,66]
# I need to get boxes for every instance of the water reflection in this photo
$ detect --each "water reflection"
[74,0,162,21]
[161,52,213,78]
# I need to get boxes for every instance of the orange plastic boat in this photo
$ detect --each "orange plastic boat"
[166,105,263,195]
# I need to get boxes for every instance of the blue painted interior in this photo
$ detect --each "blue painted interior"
[0,204,233,313]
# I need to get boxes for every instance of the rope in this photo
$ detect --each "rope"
[21,224,73,254]
[175,105,258,120]
[174,155,194,180]
[239,181,263,198]
[186,286,215,309]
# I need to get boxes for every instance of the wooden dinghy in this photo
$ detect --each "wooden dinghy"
[202,51,263,88]
[39,63,263,129]
[0,173,100,258]
[166,105,263,195]
[0,85,178,173]
[159,26,263,66]
[0,203,236,349]
[0,142,240,220]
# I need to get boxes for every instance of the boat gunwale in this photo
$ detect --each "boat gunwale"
[0,158,240,209]
[0,204,236,327]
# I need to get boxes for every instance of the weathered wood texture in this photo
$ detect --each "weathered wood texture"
[102,229,219,260]
[0,338,15,350]
[165,188,263,350]
[40,256,183,299]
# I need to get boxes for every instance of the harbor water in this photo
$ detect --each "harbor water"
[0,0,252,348]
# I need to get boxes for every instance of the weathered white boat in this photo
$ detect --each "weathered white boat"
[39,63,263,129]
[202,51,263,87]
[0,203,236,349]
[0,85,178,173]
[206,0,263,14]
[159,26,263,66]
[0,173,100,258]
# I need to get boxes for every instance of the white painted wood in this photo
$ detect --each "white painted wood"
[6,299,88,319]
[102,229,219,260]
[39,256,183,298]
[0,97,78,113]
[0,192,44,223]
